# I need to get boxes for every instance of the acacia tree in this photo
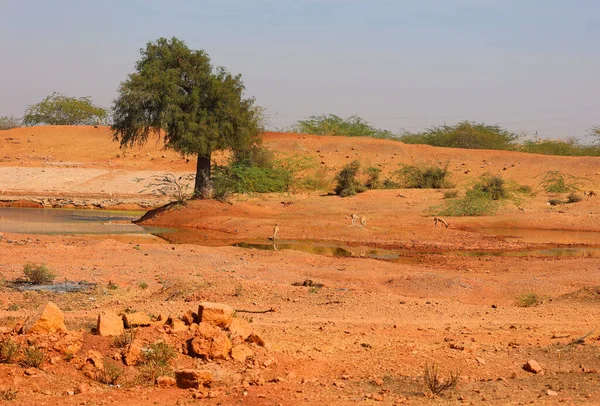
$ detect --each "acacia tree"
[112,37,261,198]
[23,93,107,126]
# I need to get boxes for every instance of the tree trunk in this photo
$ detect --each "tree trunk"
[193,153,212,199]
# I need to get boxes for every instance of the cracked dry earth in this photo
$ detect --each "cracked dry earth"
[1,126,600,405]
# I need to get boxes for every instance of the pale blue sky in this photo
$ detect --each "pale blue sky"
[1,0,599,140]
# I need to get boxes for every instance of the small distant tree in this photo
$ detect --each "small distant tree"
[591,127,600,144]
[334,160,365,197]
[112,37,262,198]
[0,115,20,130]
[22,93,107,126]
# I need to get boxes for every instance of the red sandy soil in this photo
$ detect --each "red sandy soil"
[1,126,600,405]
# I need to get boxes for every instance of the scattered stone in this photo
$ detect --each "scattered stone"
[96,311,124,336]
[86,350,104,370]
[53,331,83,355]
[24,367,38,376]
[247,333,265,347]
[547,389,558,396]
[175,369,213,389]
[77,383,90,395]
[165,316,188,333]
[475,357,486,365]
[231,344,254,362]
[23,302,68,334]
[122,343,141,366]
[182,311,197,325]
[156,376,177,387]
[122,312,151,328]
[198,302,234,328]
[523,360,543,374]
[228,318,253,341]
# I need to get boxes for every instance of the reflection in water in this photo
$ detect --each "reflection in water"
[0,207,169,235]
[234,241,354,257]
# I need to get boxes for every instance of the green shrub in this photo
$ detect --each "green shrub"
[538,171,582,193]
[548,198,563,206]
[400,121,519,150]
[334,160,366,197]
[396,163,453,189]
[21,345,45,368]
[518,185,533,194]
[516,292,541,307]
[97,361,124,385]
[138,281,149,290]
[23,263,56,285]
[520,138,600,157]
[290,114,395,139]
[435,189,499,217]
[443,190,459,199]
[567,192,583,203]
[138,342,177,384]
[107,281,118,290]
[364,167,382,189]
[472,174,508,200]
[381,178,401,189]
[0,115,20,130]
[113,329,137,349]
[0,338,21,364]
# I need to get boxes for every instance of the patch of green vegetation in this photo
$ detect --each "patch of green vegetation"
[400,121,520,150]
[334,160,366,197]
[23,263,56,285]
[537,171,583,194]
[520,138,600,157]
[472,174,508,200]
[0,115,20,130]
[138,342,177,385]
[21,345,45,368]
[547,198,563,206]
[138,282,149,290]
[107,281,118,290]
[363,167,382,190]
[443,190,459,199]
[97,361,124,385]
[395,163,454,189]
[516,292,541,308]
[290,114,395,139]
[0,338,21,364]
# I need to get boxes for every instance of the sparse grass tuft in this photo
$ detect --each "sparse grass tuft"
[107,281,118,290]
[548,198,563,206]
[21,345,45,368]
[97,361,124,385]
[443,190,459,199]
[138,281,149,290]
[567,192,582,203]
[0,387,18,401]
[113,329,137,349]
[538,171,583,194]
[423,362,459,395]
[517,292,541,307]
[23,263,56,285]
[0,338,21,364]
[138,342,177,385]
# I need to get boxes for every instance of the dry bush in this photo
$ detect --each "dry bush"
[423,362,458,395]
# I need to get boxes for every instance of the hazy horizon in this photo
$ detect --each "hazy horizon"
[1,0,599,141]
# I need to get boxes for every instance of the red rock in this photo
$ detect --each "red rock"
[523,359,543,374]
[156,376,177,387]
[228,318,252,341]
[86,350,104,370]
[122,343,141,366]
[175,369,213,389]
[23,302,68,334]
[198,302,234,328]
[247,333,265,347]
[231,344,254,362]
[122,312,151,328]
[97,311,124,337]
[165,316,188,333]
[53,331,83,355]
[182,311,197,325]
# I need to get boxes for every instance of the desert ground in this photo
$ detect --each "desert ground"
[1,126,600,405]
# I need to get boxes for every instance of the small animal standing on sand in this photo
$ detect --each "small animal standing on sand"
[584,190,597,200]
[351,213,359,225]
[433,217,449,228]
[272,224,279,241]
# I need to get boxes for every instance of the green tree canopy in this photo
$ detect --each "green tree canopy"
[22,93,107,126]
[112,37,262,198]
[291,114,395,139]
[400,121,520,150]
